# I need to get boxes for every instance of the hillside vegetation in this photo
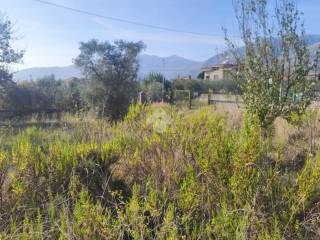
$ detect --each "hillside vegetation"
[1,104,320,239]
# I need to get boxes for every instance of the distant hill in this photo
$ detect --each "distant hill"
[14,55,202,81]
[139,54,202,79]
[202,52,236,67]
[305,34,320,46]
[14,65,81,82]
[203,34,320,67]
[13,35,320,81]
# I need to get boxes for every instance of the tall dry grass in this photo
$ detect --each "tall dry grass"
[0,104,320,239]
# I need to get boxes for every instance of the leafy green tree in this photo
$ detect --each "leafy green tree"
[35,75,86,112]
[225,0,319,127]
[8,76,86,114]
[75,39,145,120]
[9,75,63,111]
[172,78,241,95]
[36,75,63,109]
[140,72,171,102]
[173,78,206,95]
[211,78,242,94]
[63,79,85,113]
[0,15,24,109]
[11,81,43,111]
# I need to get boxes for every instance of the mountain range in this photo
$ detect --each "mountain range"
[13,35,320,81]
[13,54,203,81]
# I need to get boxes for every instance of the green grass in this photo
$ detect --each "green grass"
[0,104,320,239]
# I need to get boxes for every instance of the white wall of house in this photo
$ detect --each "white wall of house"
[203,67,235,81]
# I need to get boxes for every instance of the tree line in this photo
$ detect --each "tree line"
[0,35,147,121]
[1,0,319,127]
[0,19,241,121]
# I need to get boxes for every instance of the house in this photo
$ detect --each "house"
[200,63,237,81]
[200,61,320,83]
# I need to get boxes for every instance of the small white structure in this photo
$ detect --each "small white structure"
[200,63,237,81]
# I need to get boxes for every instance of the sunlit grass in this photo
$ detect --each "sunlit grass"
[0,104,320,239]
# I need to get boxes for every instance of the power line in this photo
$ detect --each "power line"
[33,0,233,38]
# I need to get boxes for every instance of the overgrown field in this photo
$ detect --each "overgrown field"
[1,104,320,239]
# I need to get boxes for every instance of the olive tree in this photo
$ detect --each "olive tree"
[75,39,145,120]
[0,15,24,109]
[141,72,171,102]
[225,0,318,127]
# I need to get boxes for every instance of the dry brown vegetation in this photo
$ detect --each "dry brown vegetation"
[0,104,320,239]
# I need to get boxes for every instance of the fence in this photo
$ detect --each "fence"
[207,93,243,107]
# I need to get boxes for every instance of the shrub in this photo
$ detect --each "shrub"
[0,105,320,238]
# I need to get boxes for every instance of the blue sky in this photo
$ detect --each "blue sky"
[1,0,320,69]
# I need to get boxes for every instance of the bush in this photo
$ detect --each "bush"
[0,105,320,238]
[140,72,172,103]
[172,78,241,95]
